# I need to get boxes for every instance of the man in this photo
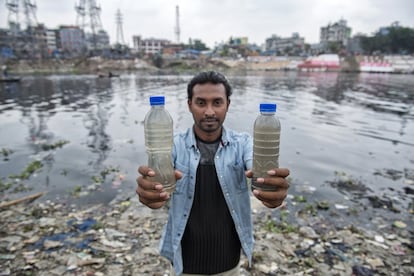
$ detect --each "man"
[136,71,290,275]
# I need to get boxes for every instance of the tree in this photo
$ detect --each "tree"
[359,24,414,54]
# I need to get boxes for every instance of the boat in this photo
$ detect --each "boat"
[97,72,120,78]
[0,76,21,83]
[359,61,394,73]
[297,54,341,71]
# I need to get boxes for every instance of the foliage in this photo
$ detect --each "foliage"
[9,160,43,180]
[186,38,209,51]
[359,23,414,54]
[1,148,14,161]
[151,54,163,68]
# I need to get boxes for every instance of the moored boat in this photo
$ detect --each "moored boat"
[0,76,21,83]
[297,54,341,71]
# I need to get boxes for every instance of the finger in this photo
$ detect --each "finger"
[174,170,183,181]
[136,185,170,204]
[138,166,155,177]
[262,200,286,209]
[267,168,290,178]
[245,170,253,178]
[257,177,290,190]
[253,189,287,203]
[136,175,164,191]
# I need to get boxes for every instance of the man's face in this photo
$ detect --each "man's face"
[188,83,230,138]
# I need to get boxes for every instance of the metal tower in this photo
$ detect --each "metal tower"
[174,5,180,44]
[6,0,38,34]
[115,9,125,45]
[75,0,104,49]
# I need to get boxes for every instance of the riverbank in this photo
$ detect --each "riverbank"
[0,186,413,275]
[2,55,414,75]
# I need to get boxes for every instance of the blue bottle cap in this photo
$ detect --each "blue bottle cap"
[260,103,277,112]
[150,96,165,105]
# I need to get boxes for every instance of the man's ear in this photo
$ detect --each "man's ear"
[187,99,192,110]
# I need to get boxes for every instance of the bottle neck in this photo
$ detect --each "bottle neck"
[260,111,275,115]
[151,105,165,109]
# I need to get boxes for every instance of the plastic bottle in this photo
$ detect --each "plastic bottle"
[144,96,176,193]
[252,103,281,191]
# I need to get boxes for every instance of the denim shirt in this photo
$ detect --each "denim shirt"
[159,126,254,275]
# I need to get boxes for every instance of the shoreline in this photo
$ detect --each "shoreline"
[2,55,414,75]
[0,188,413,275]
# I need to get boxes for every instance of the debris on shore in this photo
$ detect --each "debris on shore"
[0,192,412,276]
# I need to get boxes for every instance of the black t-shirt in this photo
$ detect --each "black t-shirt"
[181,136,241,274]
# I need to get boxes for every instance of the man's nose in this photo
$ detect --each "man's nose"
[204,104,215,116]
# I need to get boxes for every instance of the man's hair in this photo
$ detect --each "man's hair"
[187,71,232,100]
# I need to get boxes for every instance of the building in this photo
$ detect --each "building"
[59,26,85,57]
[320,19,351,48]
[85,30,110,52]
[132,35,170,55]
[229,36,248,46]
[46,29,58,52]
[347,34,365,55]
[265,33,305,55]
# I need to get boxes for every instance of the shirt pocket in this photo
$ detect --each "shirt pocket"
[174,160,190,194]
[230,160,248,192]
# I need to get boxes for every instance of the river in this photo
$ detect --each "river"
[0,71,413,229]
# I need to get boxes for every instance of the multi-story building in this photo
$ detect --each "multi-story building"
[132,35,170,55]
[265,33,305,55]
[59,25,85,57]
[85,30,110,51]
[46,29,58,52]
[320,19,351,48]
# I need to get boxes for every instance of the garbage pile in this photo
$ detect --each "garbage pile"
[0,193,412,276]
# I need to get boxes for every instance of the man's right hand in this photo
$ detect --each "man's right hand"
[136,166,182,209]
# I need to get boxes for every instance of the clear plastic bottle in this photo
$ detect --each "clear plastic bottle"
[252,103,281,191]
[144,96,176,193]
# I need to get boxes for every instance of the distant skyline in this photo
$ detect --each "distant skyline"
[1,0,413,48]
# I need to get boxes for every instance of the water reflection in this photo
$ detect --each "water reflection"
[0,72,413,219]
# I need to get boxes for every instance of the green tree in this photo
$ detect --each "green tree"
[359,23,414,54]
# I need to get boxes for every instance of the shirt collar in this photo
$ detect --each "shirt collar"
[187,126,230,148]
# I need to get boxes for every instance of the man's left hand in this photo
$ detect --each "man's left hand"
[246,168,290,208]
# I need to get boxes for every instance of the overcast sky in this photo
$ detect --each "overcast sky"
[1,0,413,48]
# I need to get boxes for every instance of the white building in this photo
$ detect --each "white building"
[46,29,57,52]
[132,35,170,55]
[320,19,351,47]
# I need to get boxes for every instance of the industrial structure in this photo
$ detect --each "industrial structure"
[174,5,180,44]
[1,0,46,58]
[115,9,125,45]
[75,0,110,53]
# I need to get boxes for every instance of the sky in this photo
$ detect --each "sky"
[1,0,414,48]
